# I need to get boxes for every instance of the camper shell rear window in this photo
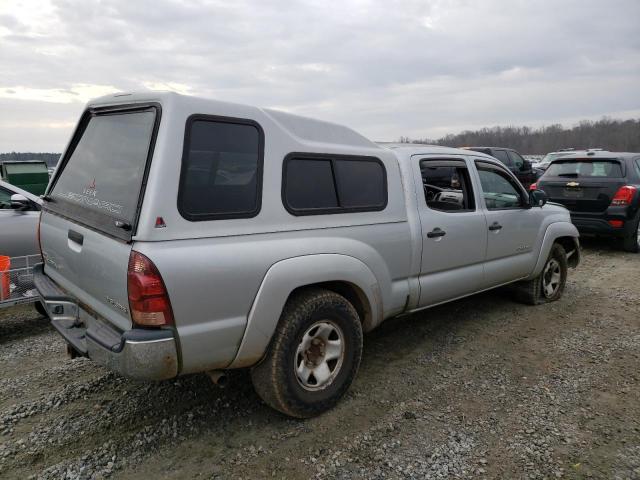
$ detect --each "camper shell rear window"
[46,103,161,241]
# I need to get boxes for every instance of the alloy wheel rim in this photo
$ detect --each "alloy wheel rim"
[542,258,561,298]
[294,320,345,391]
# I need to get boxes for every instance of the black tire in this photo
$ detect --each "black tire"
[34,301,48,317]
[620,217,640,253]
[513,243,568,305]
[251,288,363,418]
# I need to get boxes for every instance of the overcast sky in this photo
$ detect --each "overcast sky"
[1,0,639,152]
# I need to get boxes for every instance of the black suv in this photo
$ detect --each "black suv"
[463,147,537,188]
[534,151,640,252]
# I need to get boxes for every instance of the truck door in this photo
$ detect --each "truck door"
[473,160,541,286]
[412,156,487,307]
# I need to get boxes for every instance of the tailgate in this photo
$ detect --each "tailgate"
[41,103,160,331]
[40,212,133,330]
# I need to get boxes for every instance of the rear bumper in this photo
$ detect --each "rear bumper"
[570,212,636,238]
[33,264,178,380]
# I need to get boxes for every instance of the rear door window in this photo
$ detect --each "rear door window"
[546,160,623,178]
[178,117,264,220]
[48,106,158,239]
[420,160,475,212]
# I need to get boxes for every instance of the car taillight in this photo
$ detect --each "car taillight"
[529,183,537,191]
[127,251,174,327]
[611,185,637,206]
[608,220,624,228]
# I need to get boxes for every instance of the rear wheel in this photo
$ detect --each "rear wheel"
[251,289,363,418]
[620,217,640,253]
[513,243,567,305]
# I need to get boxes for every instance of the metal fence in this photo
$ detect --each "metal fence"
[0,254,42,309]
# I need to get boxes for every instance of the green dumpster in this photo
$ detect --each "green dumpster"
[1,161,49,196]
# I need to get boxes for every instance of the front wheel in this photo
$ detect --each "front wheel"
[251,288,363,418]
[513,243,568,305]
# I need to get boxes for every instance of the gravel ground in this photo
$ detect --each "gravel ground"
[1,238,639,480]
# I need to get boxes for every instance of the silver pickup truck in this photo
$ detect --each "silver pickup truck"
[34,92,579,418]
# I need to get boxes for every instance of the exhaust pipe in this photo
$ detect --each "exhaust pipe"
[207,370,228,387]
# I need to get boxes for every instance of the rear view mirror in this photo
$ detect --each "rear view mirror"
[10,193,30,211]
[529,189,547,208]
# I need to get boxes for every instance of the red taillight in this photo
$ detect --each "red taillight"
[529,183,537,191]
[608,220,624,228]
[611,185,637,206]
[127,251,174,327]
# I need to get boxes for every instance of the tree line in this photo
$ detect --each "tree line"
[2,117,639,162]
[0,152,60,167]
[399,117,640,154]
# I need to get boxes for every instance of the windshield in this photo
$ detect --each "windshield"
[51,109,156,225]
[546,160,623,178]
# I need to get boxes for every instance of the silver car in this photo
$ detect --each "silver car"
[0,180,41,258]
[35,92,580,417]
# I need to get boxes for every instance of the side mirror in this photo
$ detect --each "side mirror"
[529,189,547,208]
[10,194,30,211]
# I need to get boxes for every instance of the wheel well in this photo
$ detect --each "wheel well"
[555,236,580,268]
[289,281,373,331]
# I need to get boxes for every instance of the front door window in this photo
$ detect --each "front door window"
[476,165,525,210]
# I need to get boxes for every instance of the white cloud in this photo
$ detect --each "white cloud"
[0,0,638,151]
[0,84,119,103]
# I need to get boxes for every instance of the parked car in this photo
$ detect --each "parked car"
[0,180,41,257]
[462,147,537,188]
[533,151,640,252]
[532,149,610,173]
[1,160,50,196]
[35,92,580,417]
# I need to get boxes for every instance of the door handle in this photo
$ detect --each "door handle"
[68,229,84,245]
[427,228,447,238]
[488,222,503,231]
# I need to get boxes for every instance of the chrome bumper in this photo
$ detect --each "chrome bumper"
[33,264,179,380]
[86,331,178,381]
